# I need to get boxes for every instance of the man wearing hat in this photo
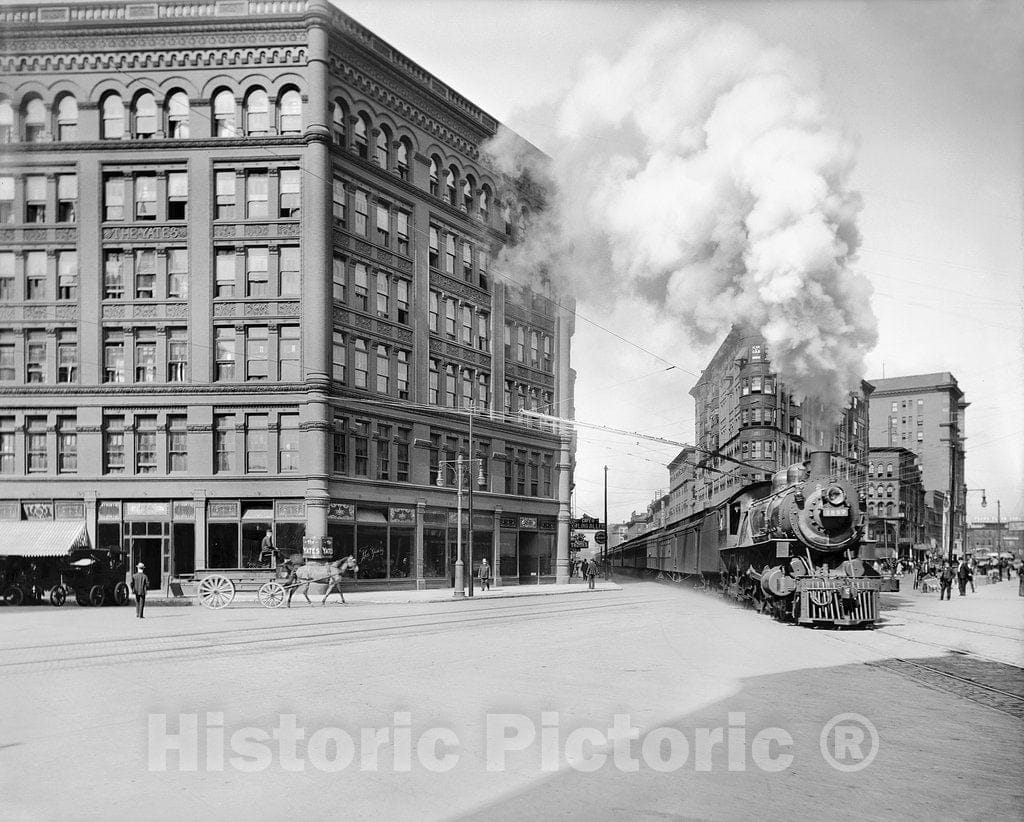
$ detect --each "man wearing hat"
[131,563,149,618]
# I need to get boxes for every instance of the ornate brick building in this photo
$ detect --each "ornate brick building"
[0,0,575,590]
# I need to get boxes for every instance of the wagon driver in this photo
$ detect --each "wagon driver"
[259,528,276,568]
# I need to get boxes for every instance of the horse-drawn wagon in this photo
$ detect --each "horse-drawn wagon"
[195,551,357,609]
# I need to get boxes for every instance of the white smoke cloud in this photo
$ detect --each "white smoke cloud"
[483,14,877,411]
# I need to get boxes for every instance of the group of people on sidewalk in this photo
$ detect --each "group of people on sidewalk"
[916,557,1024,600]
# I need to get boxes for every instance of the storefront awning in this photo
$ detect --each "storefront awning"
[1,521,89,557]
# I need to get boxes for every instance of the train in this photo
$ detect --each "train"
[608,450,883,627]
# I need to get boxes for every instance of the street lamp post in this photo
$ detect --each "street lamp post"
[436,406,485,599]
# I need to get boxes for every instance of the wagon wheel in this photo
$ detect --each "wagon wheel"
[113,582,130,606]
[257,581,287,609]
[197,575,235,609]
[50,586,67,607]
[75,590,90,606]
[4,585,24,606]
[89,585,106,607]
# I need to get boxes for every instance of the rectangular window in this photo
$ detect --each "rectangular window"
[354,338,368,388]
[24,332,45,383]
[167,248,188,299]
[103,332,124,383]
[55,331,76,383]
[215,327,235,381]
[429,291,439,333]
[376,344,389,393]
[429,227,439,268]
[246,326,269,380]
[333,415,348,474]
[0,176,13,223]
[445,365,457,407]
[333,255,346,302]
[397,349,409,399]
[215,171,236,220]
[462,306,473,346]
[135,174,157,220]
[104,251,125,299]
[246,414,268,473]
[332,330,346,382]
[353,264,368,311]
[478,313,490,352]
[168,329,188,382]
[104,416,125,474]
[354,191,368,236]
[25,251,46,301]
[214,414,234,473]
[25,175,46,223]
[246,247,268,297]
[397,211,410,255]
[376,275,389,317]
[477,373,490,410]
[134,330,157,383]
[246,172,268,219]
[542,334,551,369]
[279,325,300,381]
[376,203,389,246]
[134,249,156,299]
[167,415,187,473]
[332,178,346,226]
[135,415,157,474]
[445,299,456,338]
[167,172,188,220]
[26,417,47,473]
[396,428,410,482]
[57,251,78,300]
[279,246,300,297]
[57,416,77,474]
[215,250,235,297]
[57,174,77,223]
[479,248,489,289]
[462,369,473,409]
[279,169,300,218]
[279,414,300,472]
[0,418,13,474]
[516,327,525,361]
[462,242,472,280]
[353,420,369,476]
[0,252,12,301]
[444,234,456,275]
[429,359,439,405]
[375,423,392,480]
[396,279,409,325]
[104,175,125,221]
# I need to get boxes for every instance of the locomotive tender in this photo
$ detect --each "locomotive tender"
[609,450,882,627]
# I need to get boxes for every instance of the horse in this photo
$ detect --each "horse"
[285,555,358,607]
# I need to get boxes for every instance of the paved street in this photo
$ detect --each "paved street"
[2,580,1022,822]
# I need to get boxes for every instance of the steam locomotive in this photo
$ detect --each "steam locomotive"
[608,450,882,627]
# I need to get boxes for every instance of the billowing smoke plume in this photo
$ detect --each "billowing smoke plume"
[483,15,877,411]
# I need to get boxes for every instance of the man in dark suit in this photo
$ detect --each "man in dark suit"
[131,563,149,618]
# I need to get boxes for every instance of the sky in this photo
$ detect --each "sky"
[335,0,1024,525]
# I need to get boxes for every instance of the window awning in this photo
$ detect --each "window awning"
[1,521,89,557]
[241,509,274,522]
[356,510,388,524]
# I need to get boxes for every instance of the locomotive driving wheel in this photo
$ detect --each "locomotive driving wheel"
[197,575,235,609]
[257,581,287,609]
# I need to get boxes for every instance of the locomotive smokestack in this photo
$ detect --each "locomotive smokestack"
[808,451,832,480]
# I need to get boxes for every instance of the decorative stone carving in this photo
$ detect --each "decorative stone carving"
[244,302,270,316]
[213,302,237,317]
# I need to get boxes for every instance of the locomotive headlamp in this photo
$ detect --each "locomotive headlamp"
[826,486,847,506]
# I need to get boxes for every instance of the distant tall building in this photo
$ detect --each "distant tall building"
[0,0,574,589]
[683,327,871,516]
[866,446,927,558]
[867,373,968,556]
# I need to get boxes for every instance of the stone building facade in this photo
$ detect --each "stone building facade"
[0,0,575,590]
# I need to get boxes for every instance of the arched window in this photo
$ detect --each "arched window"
[166,91,189,138]
[886,463,893,476]
[245,89,269,135]
[396,138,410,180]
[375,125,390,169]
[133,92,157,138]
[24,97,46,142]
[101,94,125,139]
[445,166,457,203]
[462,176,475,212]
[0,99,12,143]
[55,95,78,141]
[278,88,301,134]
[213,90,235,137]
[429,156,440,196]
[353,113,369,158]
[479,186,490,222]
[868,462,875,476]
[332,101,346,145]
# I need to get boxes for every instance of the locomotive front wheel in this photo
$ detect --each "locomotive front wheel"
[197,575,235,609]
[89,585,106,607]
[113,582,130,606]
[257,581,286,609]
[50,587,67,607]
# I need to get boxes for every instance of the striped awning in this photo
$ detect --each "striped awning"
[1,521,89,557]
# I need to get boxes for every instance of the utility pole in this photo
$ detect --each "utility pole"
[603,465,608,570]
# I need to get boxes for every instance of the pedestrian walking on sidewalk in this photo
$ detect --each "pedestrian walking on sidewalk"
[586,559,597,590]
[131,563,149,618]
[478,558,491,591]
[1018,565,1023,597]
[939,562,954,601]
[956,560,970,596]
